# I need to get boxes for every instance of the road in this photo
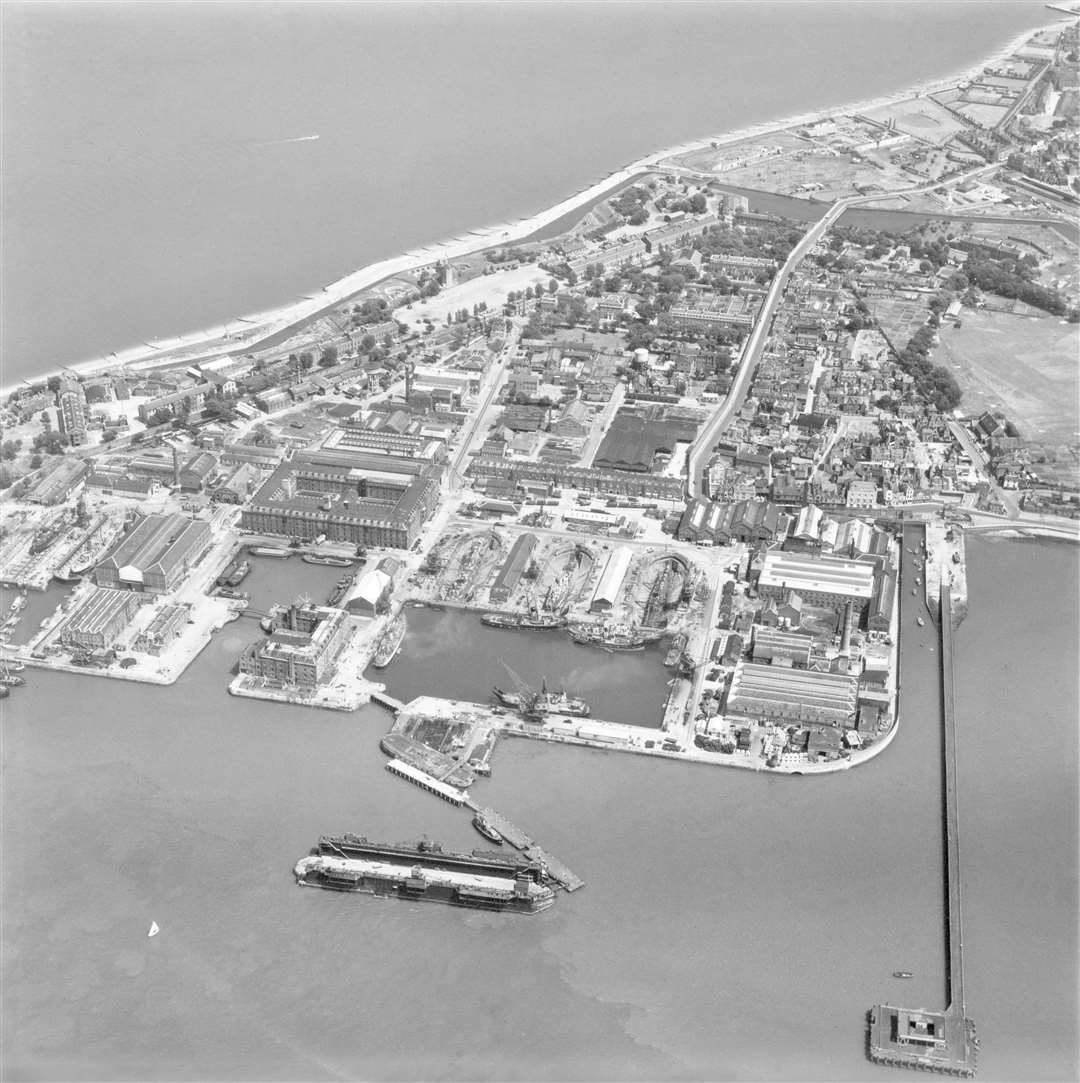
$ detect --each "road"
[684,163,1004,500]
[578,382,626,468]
[947,419,1020,517]
[448,326,521,485]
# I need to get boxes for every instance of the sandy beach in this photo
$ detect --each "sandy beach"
[2,15,1067,402]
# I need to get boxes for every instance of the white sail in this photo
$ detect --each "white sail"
[147,921,160,938]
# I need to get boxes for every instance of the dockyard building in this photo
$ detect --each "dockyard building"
[867,571,897,633]
[756,551,875,617]
[489,533,538,605]
[133,604,190,655]
[467,456,684,500]
[238,605,349,688]
[94,514,213,594]
[725,660,858,727]
[240,449,442,550]
[25,458,89,506]
[58,587,145,651]
[590,546,632,612]
[346,567,393,617]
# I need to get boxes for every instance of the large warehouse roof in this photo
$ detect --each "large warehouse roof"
[758,551,874,600]
[591,546,633,610]
[727,661,858,714]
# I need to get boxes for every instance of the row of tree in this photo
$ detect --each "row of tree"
[895,325,963,413]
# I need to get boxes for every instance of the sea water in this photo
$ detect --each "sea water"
[1,1,1052,380]
[2,536,1076,1080]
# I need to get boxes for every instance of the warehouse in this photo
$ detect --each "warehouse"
[94,514,213,594]
[590,546,633,612]
[347,568,393,617]
[725,660,858,727]
[489,533,538,604]
[238,606,348,688]
[756,551,875,616]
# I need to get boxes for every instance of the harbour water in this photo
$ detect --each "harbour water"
[2,536,1076,1080]
[379,606,673,728]
[1,1,1052,380]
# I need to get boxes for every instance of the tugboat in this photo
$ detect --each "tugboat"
[916,616,926,627]
[472,810,504,845]
[892,971,913,979]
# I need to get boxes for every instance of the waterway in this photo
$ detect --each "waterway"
[2,535,1076,1080]
[2,1,1054,380]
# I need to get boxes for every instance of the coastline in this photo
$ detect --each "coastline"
[2,15,1066,401]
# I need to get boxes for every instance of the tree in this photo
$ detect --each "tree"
[319,345,339,368]
[101,429,118,443]
[29,453,43,469]
[298,352,314,371]
[547,279,558,294]
[359,334,377,352]
[689,193,707,214]
[1,439,20,460]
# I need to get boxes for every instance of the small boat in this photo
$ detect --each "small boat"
[0,673,25,687]
[147,921,160,938]
[916,617,925,627]
[8,661,25,672]
[892,971,913,979]
[911,588,916,595]
[0,685,9,699]
[472,811,504,845]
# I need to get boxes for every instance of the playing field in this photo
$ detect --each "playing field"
[932,309,1079,448]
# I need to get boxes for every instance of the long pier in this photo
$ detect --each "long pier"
[867,580,977,1076]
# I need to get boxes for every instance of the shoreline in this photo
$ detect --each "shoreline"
[2,15,1067,401]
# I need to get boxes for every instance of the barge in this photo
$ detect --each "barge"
[295,834,556,914]
[372,614,406,668]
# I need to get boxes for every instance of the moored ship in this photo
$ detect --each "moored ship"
[492,683,590,717]
[302,553,356,567]
[567,620,659,651]
[663,632,688,667]
[295,834,555,914]
[472,810,505,844]
[480,612,565,630]
[372,614,406,668]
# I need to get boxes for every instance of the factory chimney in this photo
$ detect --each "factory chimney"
[404,362,415,403]
[172,446,181,488]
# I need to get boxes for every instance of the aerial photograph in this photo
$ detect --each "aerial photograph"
[1,1,1077,1080]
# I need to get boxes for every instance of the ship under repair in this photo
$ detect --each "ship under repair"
[294,834,557,914]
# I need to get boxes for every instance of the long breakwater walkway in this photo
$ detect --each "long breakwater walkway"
[867,580,978,1076]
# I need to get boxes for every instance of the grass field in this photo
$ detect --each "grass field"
[932,309,1079,448]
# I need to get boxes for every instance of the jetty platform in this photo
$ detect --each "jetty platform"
[868,580,977,1077]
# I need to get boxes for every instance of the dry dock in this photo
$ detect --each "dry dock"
[867,579,977,1077]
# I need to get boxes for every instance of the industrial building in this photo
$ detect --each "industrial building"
[94,514,213,594]
[25,458,89,506]
[58,588,145,651]
[467,456,684,500]
[750,626,813,667]
[590,546,632,612]
[678,497,782,545]
[238,605,349,688]
[756,551,875,616]
[725,660,859,727]
[489,533,538,605]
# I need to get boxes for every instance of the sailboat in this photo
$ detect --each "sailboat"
[147,921,160,938]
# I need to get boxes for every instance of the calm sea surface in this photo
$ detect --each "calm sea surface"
[2,537,1076,1080]
[1,1,1053,381]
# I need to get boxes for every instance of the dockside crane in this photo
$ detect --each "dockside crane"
[498,659,542,719]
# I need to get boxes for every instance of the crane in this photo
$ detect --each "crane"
[498,659,542,719]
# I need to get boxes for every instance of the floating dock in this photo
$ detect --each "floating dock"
[867,575,977,1077]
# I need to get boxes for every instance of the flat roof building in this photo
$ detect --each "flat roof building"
[238,605,349,688]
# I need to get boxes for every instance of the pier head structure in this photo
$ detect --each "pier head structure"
[868,567,977,1077]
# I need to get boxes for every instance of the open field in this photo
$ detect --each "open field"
[932,309,1079,449]
[862,97,968,145]
[671,130,810,174]
[955,102,1010,127]
[715,148,916,199]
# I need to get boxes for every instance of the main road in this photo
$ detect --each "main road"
[684,164,1003,500]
